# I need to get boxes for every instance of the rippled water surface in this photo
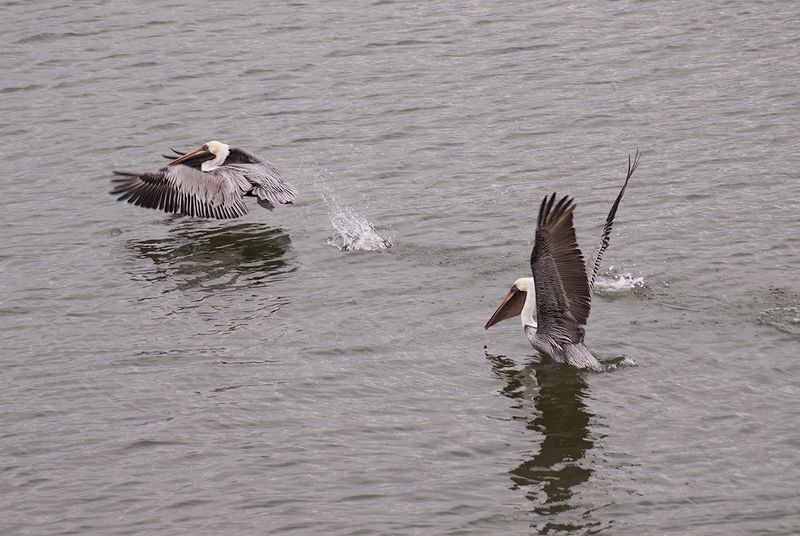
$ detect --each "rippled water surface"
[3,1,800,534]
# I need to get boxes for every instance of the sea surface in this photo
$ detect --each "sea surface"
[2,1,800,534]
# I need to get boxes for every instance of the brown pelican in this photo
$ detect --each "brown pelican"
[111,141,296,219]
[484,152,641,370]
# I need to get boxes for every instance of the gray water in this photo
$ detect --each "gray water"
[2,1,800,534]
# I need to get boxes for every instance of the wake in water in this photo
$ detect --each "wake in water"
[321,194,393,252]
[758,305,800,336]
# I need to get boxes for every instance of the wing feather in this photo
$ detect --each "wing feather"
[586,150,640,290]
[530,193,592,344]
[229,160,297,205]
[110,165,249,220]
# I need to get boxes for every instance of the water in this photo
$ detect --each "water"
[322,193,393,251]
[2,1,800,534]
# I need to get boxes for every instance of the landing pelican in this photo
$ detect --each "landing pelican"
[111,141,296,219]
[484,152,641,370]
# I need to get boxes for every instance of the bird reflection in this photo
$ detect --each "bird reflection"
[487,352,597,532]
[125,222,295,294]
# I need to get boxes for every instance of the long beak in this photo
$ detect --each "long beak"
[168,145,213,167]
[484,286,527,329]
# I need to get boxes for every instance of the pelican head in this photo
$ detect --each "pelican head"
[484,277,536,329]
[169,140,231,172]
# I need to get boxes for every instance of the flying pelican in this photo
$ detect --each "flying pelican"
[111,141,296,219]
[484,152,641,370]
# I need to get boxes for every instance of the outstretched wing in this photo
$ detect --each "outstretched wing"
[110,165,249,219]
[586,150,640,290]
[530,194,592,345]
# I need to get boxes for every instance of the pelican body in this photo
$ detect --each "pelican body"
[111,141,296,219]
[485,152,641,370]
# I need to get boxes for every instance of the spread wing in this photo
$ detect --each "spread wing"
[530,194,592,345]
[217,148,296,209]
[586,150,640,290]
[110,164,249,219]
[223,148,296,209]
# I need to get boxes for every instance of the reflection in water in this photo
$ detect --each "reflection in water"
[488,353,598,533]
[125,222,295,294]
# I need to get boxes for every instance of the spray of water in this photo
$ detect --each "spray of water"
[306,169,394,252]
[322,194,392,252]
[593,271,645,294]
[600,355,638,371]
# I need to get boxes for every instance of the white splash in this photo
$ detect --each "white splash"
[593,272,645,294]
[600,356,638,372]
[323,195,392,252]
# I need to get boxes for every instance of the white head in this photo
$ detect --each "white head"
[484,276,537,329]
[168,140,231,172]
[201,141,230,171]
[513,277,533,292]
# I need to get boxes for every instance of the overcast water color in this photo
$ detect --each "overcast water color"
[2,1,800,534]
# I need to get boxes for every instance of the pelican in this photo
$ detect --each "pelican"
[111,141,296,219]
[484,152,641,370]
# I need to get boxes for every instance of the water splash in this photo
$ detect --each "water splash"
[323,195,392,252]
[600,355,638,372]
[593,272,645,294]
